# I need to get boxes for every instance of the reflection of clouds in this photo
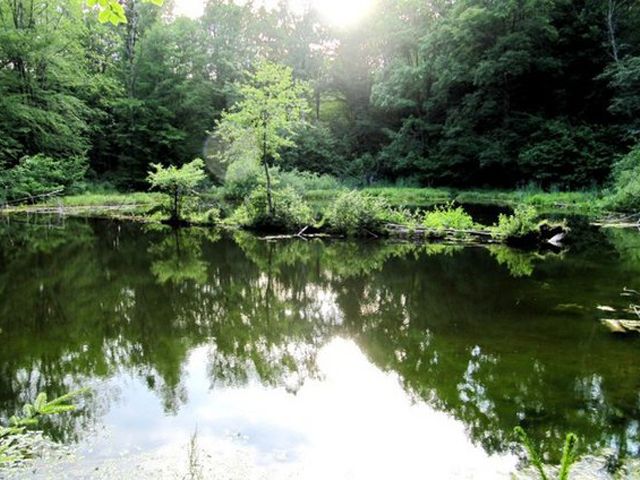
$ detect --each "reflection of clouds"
[457,346,498,418]
[70,340,516,479]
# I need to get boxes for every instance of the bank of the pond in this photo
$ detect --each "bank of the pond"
[3,187,602,215]
[0,192,162,222]
[364,187,602,214]
[1,192,572,249]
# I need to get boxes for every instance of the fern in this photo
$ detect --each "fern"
[1,388,89,466]
[515,426,549,480]
[559,433,579,480]
[514,427,579,480]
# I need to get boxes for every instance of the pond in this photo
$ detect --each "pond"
[0,217,639,478]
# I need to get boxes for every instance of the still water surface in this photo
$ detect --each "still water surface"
[0,218,639,478]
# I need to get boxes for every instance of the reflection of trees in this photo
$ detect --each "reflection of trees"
[331,244,640,462]
[148,227,211,285]
[1,220,640,464]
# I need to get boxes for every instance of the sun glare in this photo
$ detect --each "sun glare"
[174,0,204,19]
[174,0,374,27]
[310,0,374,27]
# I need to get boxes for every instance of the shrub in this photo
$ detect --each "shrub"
[200,207,221,225]
[326,190,394,236]
[147,158,207,224]
[492,205,539,239]
[231,187,313,231]
[606,144,640,212]
[223,155,263,203]
[275,168,341,193]
[422,204,475,231]
[3,154,87,202]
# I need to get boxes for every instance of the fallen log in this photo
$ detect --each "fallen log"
[385,223,495,237]
[260,233,337,241]
[601,319,640,334]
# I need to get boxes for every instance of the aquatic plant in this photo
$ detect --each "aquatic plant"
[0,389,89,466]
[422,203,476,231]
[492,205,540,239]
[186,428,203,480]
[514,426,579,480]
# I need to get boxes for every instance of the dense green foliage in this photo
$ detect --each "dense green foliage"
[325,190,396,236]
[606,144,640,212]
[214,60,311,215]
[2,0,640,200]
[492,205,540,239]
[422,204,476,231]
[231,186,314,232]
[1,155,87,203]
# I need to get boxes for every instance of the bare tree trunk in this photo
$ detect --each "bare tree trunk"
[125,0,139,96]
[172,187,179,224]
[607,0,620,63]
[262,119,273,217]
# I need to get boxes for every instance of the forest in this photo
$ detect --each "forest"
[3,1,640,477]
[1,0,640,214]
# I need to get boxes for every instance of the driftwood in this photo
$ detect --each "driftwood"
[601,319,640,334]
[592,212,640,229]
[260,233,337,241]
[0,188,65,208]
[258,222,568,247]
[385,223,503,244]
[0,204,148,215]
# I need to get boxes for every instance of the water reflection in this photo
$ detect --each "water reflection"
[1,218,640,475]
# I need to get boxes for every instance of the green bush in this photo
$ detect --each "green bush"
[326,190,395,236]
[147,158,207,224]
[492,205,539,239]
[275,168,341,193]
[422,204,476,231]
[3,154,87,202]
[231,187,313,231]
[606,144,640,212]
[223,156,263,203]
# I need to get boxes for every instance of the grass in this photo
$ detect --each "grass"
[41,192,161,207]
[21,187,602,215]
[361,187,453,206]
[2,186,603,228]
[303,186,601,215]
[354,187,602,215]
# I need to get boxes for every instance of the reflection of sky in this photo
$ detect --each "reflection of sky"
[38,339,517,479]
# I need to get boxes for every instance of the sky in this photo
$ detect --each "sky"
[173,0,375,27]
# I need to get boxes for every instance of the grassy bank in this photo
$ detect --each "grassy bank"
[1,192,163,221]
[1,188,602,221]
[358,187,602,214]
[307,187,602,215]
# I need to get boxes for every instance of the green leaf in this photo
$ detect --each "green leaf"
[97,9,110,23]
[33,392,47,412]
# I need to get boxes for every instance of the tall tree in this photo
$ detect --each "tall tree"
[215,61,311,214]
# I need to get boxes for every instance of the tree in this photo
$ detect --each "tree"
[215,61,311,216]
[0,0,93,166]
[147,158,207,225]
[88,0,162,25]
